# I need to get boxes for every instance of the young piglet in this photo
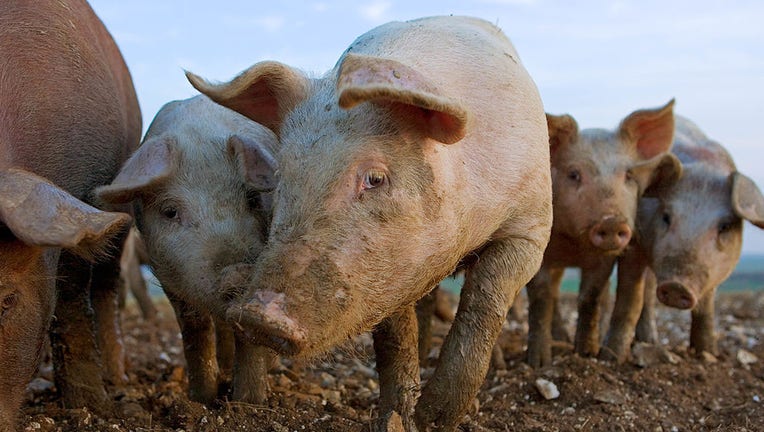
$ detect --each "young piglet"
[604,116,764,360]
[526,101,682,368]
[97,95,277,404]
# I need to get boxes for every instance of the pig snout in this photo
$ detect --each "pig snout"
[589,216,632,251]
[656,281,697,310]
[226,291,307,356]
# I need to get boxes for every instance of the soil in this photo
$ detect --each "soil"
[20,291,764,432]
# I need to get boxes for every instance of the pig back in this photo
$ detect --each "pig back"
[337,16,551,241]
[0,0,141,202]
[672,116,735,174]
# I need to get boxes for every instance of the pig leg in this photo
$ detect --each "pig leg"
[690,289,717,355]
[526,266,565,368]
[50,252,110,413]
[166,292,219,404]
[215,319,236,381]
[416,287,438,365]
[635,269,658,344]
[551,295,570,342]
[125,261,156,320]
[601,250,648,362]
[91,251,128,385]
[373,305,420,432]
[232,334,271,404]
[416,238,542,431]
[574,258,616,357]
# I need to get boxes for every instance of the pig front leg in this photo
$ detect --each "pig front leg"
[373,305,420,432]
[601,249,648,362]
[526,266,565,368]
[91,249,128,385]
[415,287,438,365]
[416,237,543,431]
[635,269,658,344]
[166,293,219,404]
[50,252,110,413]
[232,334,272,404]
[574,258,616,357]
[690,290,717,355]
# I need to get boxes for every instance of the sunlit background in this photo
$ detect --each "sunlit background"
[90,0,764,254]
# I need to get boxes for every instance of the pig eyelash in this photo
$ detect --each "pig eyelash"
[361,169,388,191]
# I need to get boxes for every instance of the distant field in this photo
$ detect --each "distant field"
[438,254,764,294]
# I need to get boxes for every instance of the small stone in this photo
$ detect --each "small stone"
[534,378,560,400]
[737,349,758,366]
[632,343,680,367]
[594,390,626,405]
[26,378,54,394]
[701,351,718,363]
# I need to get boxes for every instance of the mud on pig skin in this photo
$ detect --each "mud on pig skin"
[0,0,141,428]
[188,15,552,431]
[526,100,682,368]
[97,95,278,405]
[604,115,764,362]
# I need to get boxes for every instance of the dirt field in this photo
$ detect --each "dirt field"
[21,290,764,432]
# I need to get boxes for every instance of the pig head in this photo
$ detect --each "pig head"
[546,100,681,257]
[189,16,552,430]
[635,116,764,352]
[0,168,130,429]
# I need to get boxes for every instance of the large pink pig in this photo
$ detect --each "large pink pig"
[187,16,552,431]
[604,116,764,361]
[0,0,140,428]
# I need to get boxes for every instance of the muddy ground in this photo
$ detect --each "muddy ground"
[20,290,764,432]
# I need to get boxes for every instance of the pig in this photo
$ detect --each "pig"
[119,226,157,320]
[603,116,764,361]
[0,0,140,428]
[96,95,278,405]
[187,16,553,431]
[526,101,682,368]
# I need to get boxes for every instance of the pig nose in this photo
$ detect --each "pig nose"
[226,290,306,356]
[589,217,632,251]
[656,281,697,310]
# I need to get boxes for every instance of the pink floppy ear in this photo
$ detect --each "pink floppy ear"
[0,168,131,259]
[186,61,310,136]
[546,113,579,158]
[95,136,177,204]
[731,172,764,229]
[336,53,469,145]
[619,99,676,159]
[227,130,278,191]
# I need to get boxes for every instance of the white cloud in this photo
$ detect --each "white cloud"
[359,1,391,22]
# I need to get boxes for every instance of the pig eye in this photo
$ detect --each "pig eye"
[1,292,19,319]
[625,170,635,183]
[661,212,671,227]
[717,219,736,235]
[362,170,387,190]
[161,206,179,220]
[567,169,581,183]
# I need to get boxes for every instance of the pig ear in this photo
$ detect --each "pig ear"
[731,172,764,228]
[96,136,177,204]
[631,153,683,197]
[0,168,131,259]
[619,99,675,159]
[186,61,310,135]
[546,113,578,157]
[336,53,469,145]
[227,132,278,191]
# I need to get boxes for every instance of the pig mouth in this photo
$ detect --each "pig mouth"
[226,302,307,357]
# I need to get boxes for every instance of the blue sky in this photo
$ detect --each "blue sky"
[89,0,764,253]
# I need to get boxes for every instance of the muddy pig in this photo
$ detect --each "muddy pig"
[526,101,682,368]
[188,16,552,431]
[97,95,277,404]
[603,115,764,361]
[1,0,141,428]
